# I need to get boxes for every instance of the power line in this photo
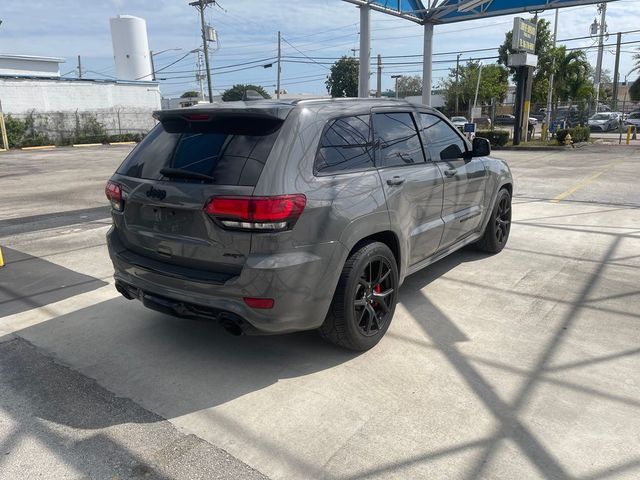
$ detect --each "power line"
[282,37,331,70]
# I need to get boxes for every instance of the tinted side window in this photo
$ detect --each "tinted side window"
[419,113,467,161]
[315,115,374,173]
[372,112,425,168]
[117,121,280,186]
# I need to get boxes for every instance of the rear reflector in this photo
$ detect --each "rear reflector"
[105,181,123,211]
[243,297,275,309]
[204,194,306,231]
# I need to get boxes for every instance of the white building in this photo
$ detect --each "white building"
[0,54,65,78]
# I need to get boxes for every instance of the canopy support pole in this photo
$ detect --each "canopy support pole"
[359,4,371,98]
[422,22,434,105]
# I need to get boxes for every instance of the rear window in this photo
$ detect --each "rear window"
[116,117,282,186]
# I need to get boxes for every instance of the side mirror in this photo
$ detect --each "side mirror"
[472,137,491,157]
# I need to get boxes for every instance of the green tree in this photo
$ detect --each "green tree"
[326,56,359,98]
[221,84,271,102]
[440,62,509,114]
[396,75,422,97]
[553,47,593,104]
[498,18,555,104]
[180,91,199,98]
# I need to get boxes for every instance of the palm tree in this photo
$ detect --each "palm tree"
[633,48,640,75]
[552,47,593,106]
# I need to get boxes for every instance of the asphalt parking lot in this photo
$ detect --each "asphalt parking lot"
[1,144,639,479]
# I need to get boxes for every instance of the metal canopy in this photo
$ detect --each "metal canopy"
[343,0,617,105]
[356,0,618,24]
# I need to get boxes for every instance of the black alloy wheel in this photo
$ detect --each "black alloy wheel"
[353,257,395,337]
[495,194,511,245]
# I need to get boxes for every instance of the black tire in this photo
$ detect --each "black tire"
[319,242,399,351]
[475,188,512,254]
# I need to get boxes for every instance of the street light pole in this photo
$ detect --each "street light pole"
[472,62,484,121]
[391,75,402,99]
[455,53,461,115]
[544,9,559,138]
[190,0,216,102]
[149,48,182,81]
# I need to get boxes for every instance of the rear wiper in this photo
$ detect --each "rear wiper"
[160,168,215,182]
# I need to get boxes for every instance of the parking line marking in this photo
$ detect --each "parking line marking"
[551,161,623,203]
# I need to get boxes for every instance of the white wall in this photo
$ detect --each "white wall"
[0,55,63,78]
[0,78,161,134]
[0,78,160,113]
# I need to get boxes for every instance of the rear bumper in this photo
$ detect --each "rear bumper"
[107,228,348,334]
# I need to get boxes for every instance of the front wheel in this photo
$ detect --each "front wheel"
[319,242,399,351]
[475,188,512,254]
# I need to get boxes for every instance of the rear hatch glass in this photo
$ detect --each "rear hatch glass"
[113,114,284,275]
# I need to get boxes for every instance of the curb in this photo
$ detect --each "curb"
[20,145,57,151]
[496,146,569,151]
[73,143,104,148]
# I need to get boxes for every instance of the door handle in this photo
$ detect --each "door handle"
[386,176,405,186]
[444,169,458,178]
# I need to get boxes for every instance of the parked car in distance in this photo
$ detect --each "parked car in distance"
[495,114,537,127]
[588,112,620,131]
[106,98,513,351]
[475,116,492,128]
[495,114,515,125]
[624,111,640,128]
[450,116,469,129]
[531,108,547,121]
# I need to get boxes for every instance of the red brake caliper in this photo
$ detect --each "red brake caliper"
[373,284,381,310]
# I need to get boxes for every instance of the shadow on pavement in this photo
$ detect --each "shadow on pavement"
[0,247,108,318]
[0,206,110,236]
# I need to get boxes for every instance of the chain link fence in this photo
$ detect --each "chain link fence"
[4,109,157,148]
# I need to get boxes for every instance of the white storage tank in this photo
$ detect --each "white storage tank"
[110,15,153,81]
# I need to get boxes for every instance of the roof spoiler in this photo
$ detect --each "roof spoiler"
[153,105,293,123]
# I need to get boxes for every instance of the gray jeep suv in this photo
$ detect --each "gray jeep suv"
[106,99,513,350]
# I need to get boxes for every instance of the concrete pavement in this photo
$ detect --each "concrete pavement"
[1,144,639,479]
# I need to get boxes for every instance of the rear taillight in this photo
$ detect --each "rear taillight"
[105,181,124,211]
[203,194,306,231]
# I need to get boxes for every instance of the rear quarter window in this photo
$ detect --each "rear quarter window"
[315,115,374,174]
[117,119,281,186]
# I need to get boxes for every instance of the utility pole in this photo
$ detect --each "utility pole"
[197,50,205,100]
[612,32,622,111]
[544,9,558,139]
[190,0,215,102]
[376,55,382,98]
[593,3,607,113]
[277,31,281,99]
[455,53,461,114]
[77,55,82,78]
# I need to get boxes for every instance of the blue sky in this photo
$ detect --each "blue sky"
[1,0,639,98]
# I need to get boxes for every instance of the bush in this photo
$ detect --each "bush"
[556,126,590,145]
[108,133,144,143]
[4,115,28,148]
[476,129,510,147]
